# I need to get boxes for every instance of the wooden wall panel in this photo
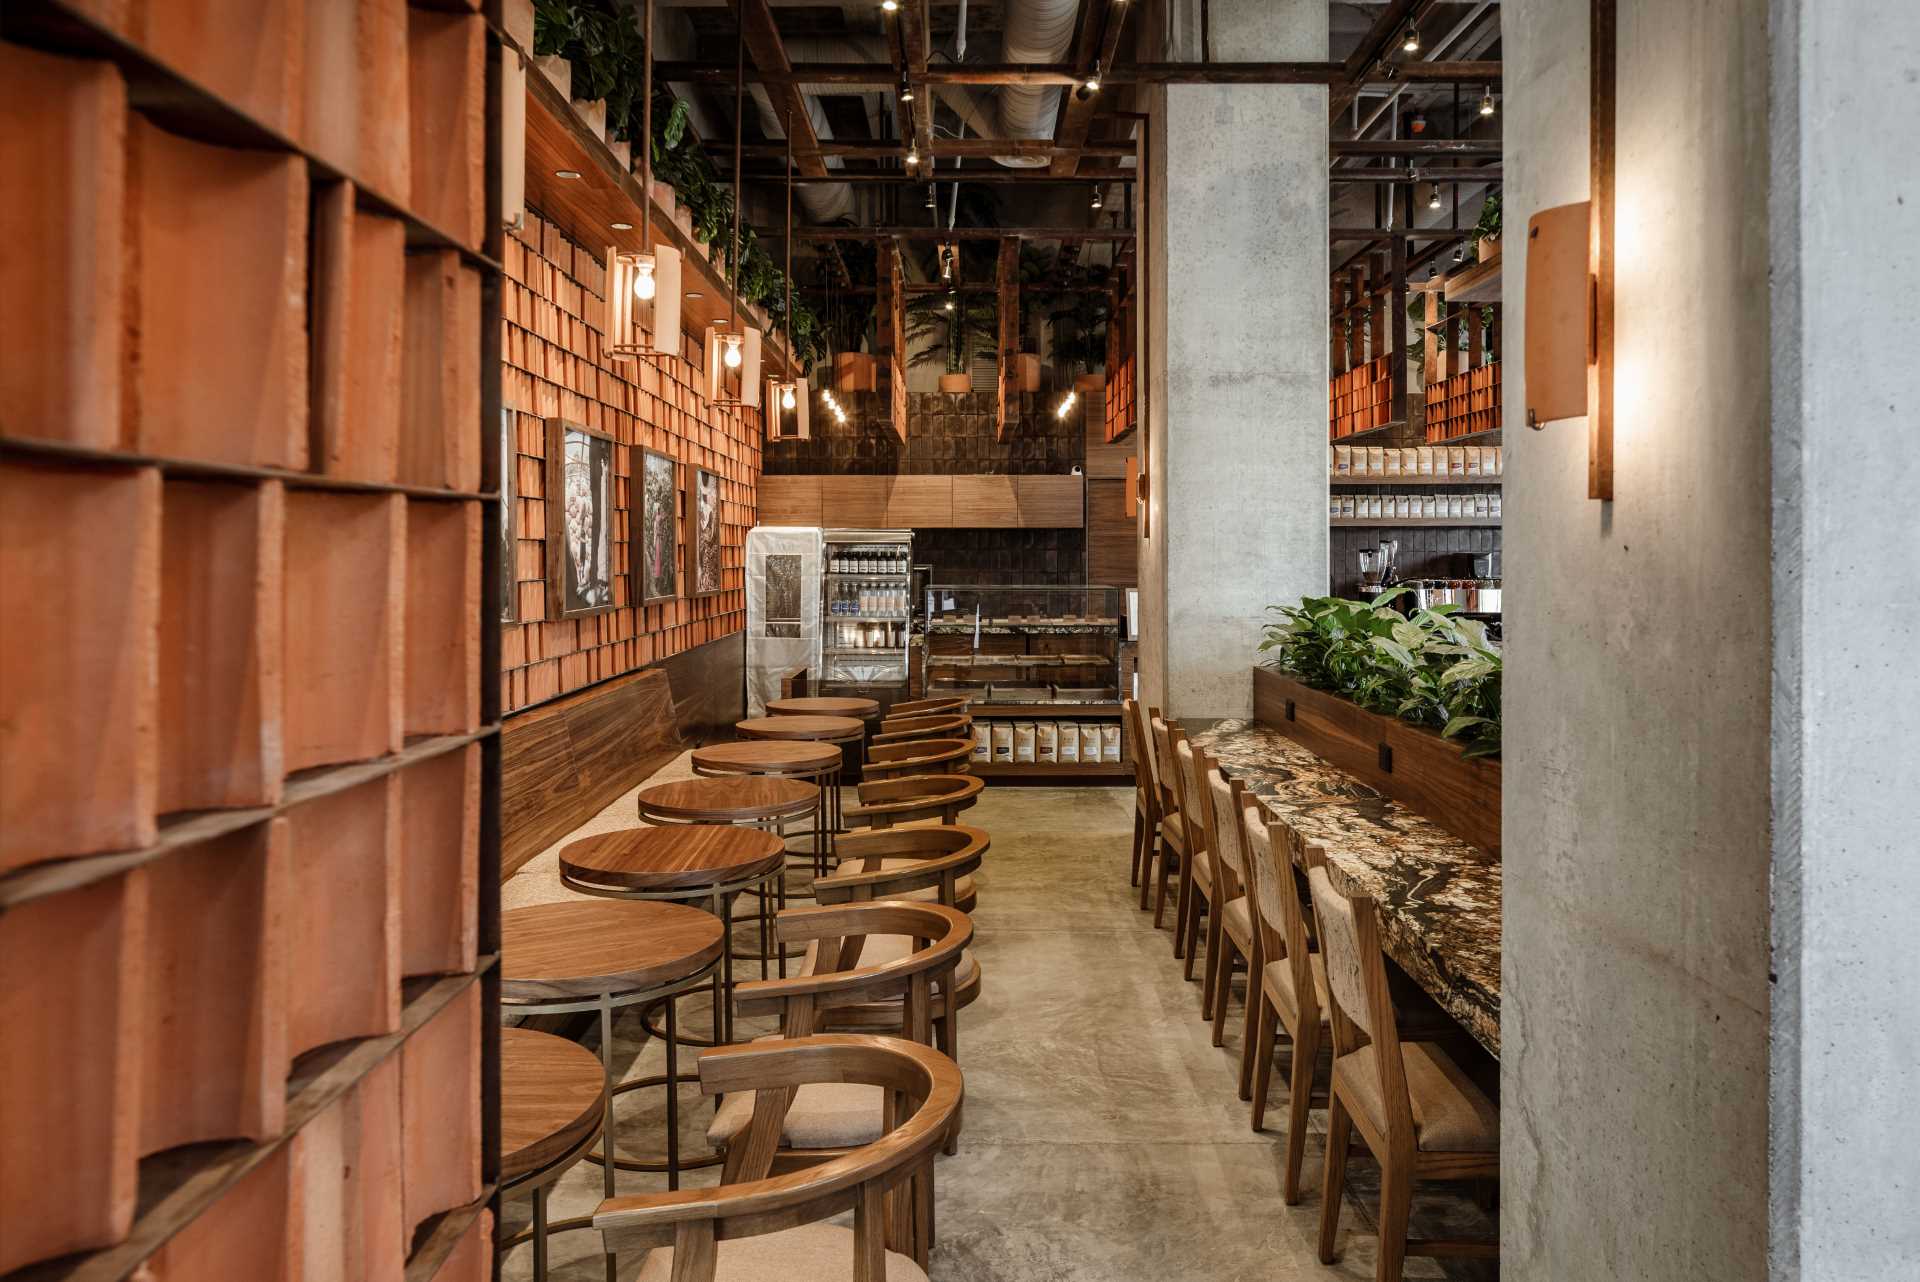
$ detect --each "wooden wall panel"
[885,475,953,527]
[951,475,1021,528]
[819,475,890,527]
[1015,475,1085,527]
[1086,477,1138,588]
[758,474,823,526]
[500,209,761,714]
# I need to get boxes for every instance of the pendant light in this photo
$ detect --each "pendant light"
[766,113,807,439]
[710,21,761,407]
[1479,88,1497,117]
[605,0,682,361]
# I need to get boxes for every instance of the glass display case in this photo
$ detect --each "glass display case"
[921,585,1128,777]
[821,529,913,686]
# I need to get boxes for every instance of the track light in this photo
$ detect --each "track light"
[881,0,898,11]
[1453,246,1465,262]
[926,186,937,209]
[1401,23,1420,53]
[1076,61,1102,101]
[900,78,915,103]
[1091,186,1103,209]
[1428,185,1443,211]
[906,144,920,167]
[1480,89,1496,117]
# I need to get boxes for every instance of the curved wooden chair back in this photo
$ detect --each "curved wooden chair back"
[1168,731,1206,864]
[872,713,972,746]
[863,737,974,782]
[733,900,973,1035]
[1122,699,1159,819]
[888,696,970,718]
[845,773,984,830]
[592,1034,962,1277]
[814,826,988,907]
[1199,757,1248,902]
[1243,804,1317,1025]
[1304,852,1412,1134]
[1148,713,1182,823]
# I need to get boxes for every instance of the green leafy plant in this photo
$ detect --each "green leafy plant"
[1474,190,1502,242]
[1258,590,1502,757]
[534,0,828,375]
[905,291,997,375]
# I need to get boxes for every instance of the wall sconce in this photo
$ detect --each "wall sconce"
[1523,0,1615,501]
[1125,455,1149,518]
[499,47,526,232]
[707,323,762,407]
[605,244,683,361]
[766,377,809,439]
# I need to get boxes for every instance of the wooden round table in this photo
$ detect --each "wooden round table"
[500,1027,607,1281]
[635,774,818,825]
[559,823,788,1047]
[690,740,844,874]
[766,695,880,719]
[736,714,866,836]
[501,901,724,1193]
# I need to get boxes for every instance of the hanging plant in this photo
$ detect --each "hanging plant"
[905,293,996,375]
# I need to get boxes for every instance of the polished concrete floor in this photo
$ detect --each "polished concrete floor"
[501,777,1495,1280]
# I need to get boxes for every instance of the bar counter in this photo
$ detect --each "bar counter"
[1188,718,1502,1056]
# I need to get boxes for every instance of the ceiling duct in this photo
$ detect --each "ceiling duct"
[995,0,1079,167]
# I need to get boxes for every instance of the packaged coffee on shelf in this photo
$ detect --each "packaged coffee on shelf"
[1059,724,1080,763]
[1101,723,1122,763]
[1080,723,1102,763]
[1013,722,1036,763]
[1335,445,1352,475]
[972,722,991,762]
[1367,446,1386,474]
[992,722,1014,762]
[1384,448,1403,477]
[1417,446,1435,475]
[1036,721,1058,763]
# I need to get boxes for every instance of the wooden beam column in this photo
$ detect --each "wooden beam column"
[729,0,828,177]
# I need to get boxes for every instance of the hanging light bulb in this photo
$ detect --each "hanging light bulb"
[632,255,657,300]
[1480,89,1497,117]
[1401,23,1421,53]
[906,143,920,167]
[880,0,898,11]
[723,334,744,369]
[1428,185,1444,211]
[900,77,915,103]
[1091,186,1103,209]
[1083,62,1102,94]
[926,185,937,209]
[781,383,797,410]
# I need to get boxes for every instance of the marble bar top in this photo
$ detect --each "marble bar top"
[1187,718,1501,1057]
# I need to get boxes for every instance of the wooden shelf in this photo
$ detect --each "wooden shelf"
[1331,475,1501,487]
[1428,425,1505,446]
[1331,518,1501,528]
[1330,419,1409,443]
[971,702,1124,718]
[1440,254,1502,304]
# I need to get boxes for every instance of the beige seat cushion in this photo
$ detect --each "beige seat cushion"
[707,1039,884,1149]
[1191,847,1214,896]
[834,857,975,905]
[1221,896,1254,952]
[1160,813,1187,855]
[637,1222,929,1282]
[1333,1042,1499,1153]
[1262,952,1331,1028]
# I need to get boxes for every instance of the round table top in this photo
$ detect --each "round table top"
[502,900,723,1002]
[766,695,880,719]
[636,775,817,822]
[692,739,842,775]
[736,714,865,742]
[560,823,786,891]
[501,1027,606,1183]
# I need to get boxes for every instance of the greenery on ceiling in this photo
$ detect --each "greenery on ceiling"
[534,0,826,375]
[1259,591,1502,758]
[904,291,998,375]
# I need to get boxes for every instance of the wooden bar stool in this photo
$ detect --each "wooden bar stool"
[690,740,843,877]
[1123,699,1163,900]
[1307,848,1500,1281]
[559,824,788,1047]
[736,714,865,838]
[873,712,971,746]
[1167,726,1215,983]
[863,737,974,782]
[1194,753,1255,1044]
[500,1027,608,1282]
[592,1035,962,1281]
[1149,712,1192,945]
[502,901,725,1229]
[845,773,984,831]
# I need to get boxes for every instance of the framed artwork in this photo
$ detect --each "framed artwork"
[689,465,724,598]
[543,417,618,619]
[499,407,516,623]
[636,446,680,605]
[762,552,801,638]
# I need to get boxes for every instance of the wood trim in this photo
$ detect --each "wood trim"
[1251,667,1500,856]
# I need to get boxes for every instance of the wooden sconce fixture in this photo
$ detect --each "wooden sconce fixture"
[1125,455,1149,530]
[1524,0,1615,501]
[712,11,762,407]
[603,0,683,361]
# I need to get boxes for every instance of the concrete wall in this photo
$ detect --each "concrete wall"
[1500,1,1774,1276]
[1767,3,1920,1278]
[1139,0,1328,717]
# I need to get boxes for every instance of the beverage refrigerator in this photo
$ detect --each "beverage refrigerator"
[820,528,913,688]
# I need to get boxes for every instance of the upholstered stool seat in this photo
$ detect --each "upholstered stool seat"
[1334,1042,1501,1154]
[634,1212,931,1282]
[1221,895,1254,954]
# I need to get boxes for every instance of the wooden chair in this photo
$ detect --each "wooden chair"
[704,901,971,1172]
[595,1034,962,1281]
[863,738,974,783]
[1242,807,1330,1204]
[1147,713,1192,945]
[845,774,983,830]
[1192,753,1254,1040]
[1306,849,1499,1281]
[1122,699,1159,895]
[887,696,969,718]
[813,825,988,915]
[872,713,971,746]
[1170,733,1216,991]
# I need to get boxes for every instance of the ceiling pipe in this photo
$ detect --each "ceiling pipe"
[996,0,1080,167]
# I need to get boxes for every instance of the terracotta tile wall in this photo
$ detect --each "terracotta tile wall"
[500,210,762,713]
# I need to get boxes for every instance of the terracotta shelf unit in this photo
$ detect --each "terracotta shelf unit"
[0,5,503,1278]
[1330,354,1392,439]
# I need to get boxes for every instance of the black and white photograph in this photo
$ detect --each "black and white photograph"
[690,465,724,597]
[637,446,679,605]
[543,417,617,619]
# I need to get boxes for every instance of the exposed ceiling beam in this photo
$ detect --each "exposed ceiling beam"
[1329,0,1428,118]
[1333,168,1503,183]
[1051,0,1136,176]
[708,139,1135,159]
[1329,226,1465,241]
[741,169,1134,184]
[728,0,827,177]
[1333,139,1502,157]
[781,226,1134,241]
[653,60,1500,88]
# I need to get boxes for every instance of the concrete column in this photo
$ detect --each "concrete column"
[1768,3,1920,1278]
[1138,0,1327,718]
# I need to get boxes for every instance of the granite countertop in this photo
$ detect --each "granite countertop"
[1187,718,1501,1056]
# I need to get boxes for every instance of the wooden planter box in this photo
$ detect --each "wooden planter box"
[1252,666,1501,856]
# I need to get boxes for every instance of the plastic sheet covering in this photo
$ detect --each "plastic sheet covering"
[746,526,824,717]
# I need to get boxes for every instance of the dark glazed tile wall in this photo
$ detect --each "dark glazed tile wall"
[916,528,1088,587]
[765,391,1082,476]
[1329,523,1502,599]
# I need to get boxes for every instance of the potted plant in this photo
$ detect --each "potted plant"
[1474,191,1502,264]
[906,291,996,394]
